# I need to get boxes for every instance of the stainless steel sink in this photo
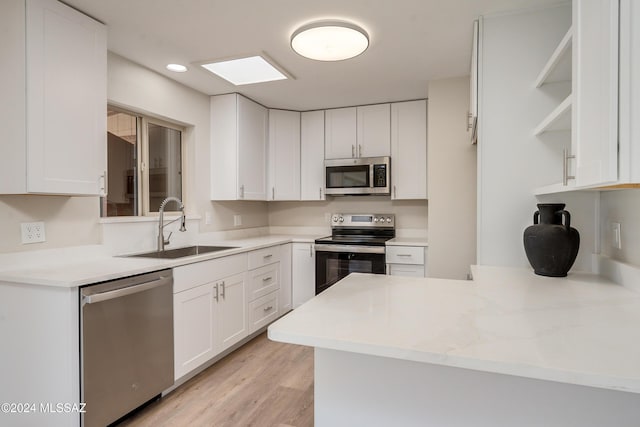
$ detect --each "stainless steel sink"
[126,245,238,259]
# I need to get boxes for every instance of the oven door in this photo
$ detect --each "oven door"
[315,245,386,295]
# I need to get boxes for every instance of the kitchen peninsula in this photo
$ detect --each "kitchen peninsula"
[268,267,640,426]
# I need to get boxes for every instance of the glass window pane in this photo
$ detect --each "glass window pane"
[148,123,182,212]
[102,109,138,216]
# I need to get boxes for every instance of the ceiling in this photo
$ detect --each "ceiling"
[65,0,563,111]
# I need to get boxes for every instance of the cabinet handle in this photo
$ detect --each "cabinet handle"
[397,254,412,257]
[393,185,397,198]
[262,276,272,282]
[100,170,108,195]
[352,145,355,158]
[358,144,362,157]
[240,184,245,198]
[214,283,219,302]
[562,149,576,186]
[319,187,322,199]
[263,254,273,259]
[467,112,474,131]
[263,305,273,312]
[309,244,312,257]
[220,281,226,299]
[272,187,275,200]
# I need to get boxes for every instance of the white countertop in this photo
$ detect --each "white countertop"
[0,234,318,288]
[268,266,640,394]
[386,237,428,246]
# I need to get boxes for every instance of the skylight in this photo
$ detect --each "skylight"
[200,55,288,85]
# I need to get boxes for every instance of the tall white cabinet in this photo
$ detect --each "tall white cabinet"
[0,0,107,195]
[301,111,326,200]
[391,100,428,200]
[292,243,316,308]
[211,94,268,200]
[268,109,301,200]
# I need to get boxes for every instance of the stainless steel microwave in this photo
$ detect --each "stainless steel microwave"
[324,156,390,195]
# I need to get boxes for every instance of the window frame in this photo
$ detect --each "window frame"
[104,105,186,217]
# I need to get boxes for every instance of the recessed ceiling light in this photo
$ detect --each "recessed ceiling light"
[200,55,288,86]
[166,63,188,72]
[291,20,369,61]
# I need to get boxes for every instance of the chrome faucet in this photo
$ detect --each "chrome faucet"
[158,196,186,252]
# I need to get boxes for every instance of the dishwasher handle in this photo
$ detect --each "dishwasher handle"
[83,275,172,305]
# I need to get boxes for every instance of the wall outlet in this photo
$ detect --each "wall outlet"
[21,222,46,244]
[205,211,213,225]
[611,222,622,249]
[233,215,242,227]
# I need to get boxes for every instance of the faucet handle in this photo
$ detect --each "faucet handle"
[164,231,173,245]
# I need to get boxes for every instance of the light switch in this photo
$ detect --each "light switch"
[611,222,621,249]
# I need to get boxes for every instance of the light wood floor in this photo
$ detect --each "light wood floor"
[118,333,314,427]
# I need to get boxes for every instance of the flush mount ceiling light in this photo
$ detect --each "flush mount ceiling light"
[166,63,188,72]
[200,55,289,85]
[291,20,369,61]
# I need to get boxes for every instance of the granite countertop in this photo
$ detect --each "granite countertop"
[268,266,640,394]
[0,234,318,288]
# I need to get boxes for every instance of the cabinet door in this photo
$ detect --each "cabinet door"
[357,104,391,157]
[174,283,215,380]
[268,109,301,200]
[301,110,326,200]
[210,94,239,200]
[26,0,106,195]
[325,107,357,159]
[237,96,267,200]
[572,0,619,187]
[215,272,248,352]
[292,243,316,308]
[391,100,427,199]
[279,244,292,315]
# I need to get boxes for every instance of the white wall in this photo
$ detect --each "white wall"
[107,52,269,233]
[478,4,597,273]
[427,77,477,279]
[268,198,427,236]
[599,190,640,267]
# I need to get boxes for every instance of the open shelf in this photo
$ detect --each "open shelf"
[533,94,572,135]
[535,27,573,87]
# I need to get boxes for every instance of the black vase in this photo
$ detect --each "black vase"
[523,203,580,277]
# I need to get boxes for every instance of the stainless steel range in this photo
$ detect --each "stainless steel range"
[315,213,395,294]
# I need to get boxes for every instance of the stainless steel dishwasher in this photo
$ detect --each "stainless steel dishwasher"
[80,269,174,427]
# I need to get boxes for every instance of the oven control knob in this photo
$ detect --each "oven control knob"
[374,217,379,222]
[386,217,392,223]
[332,216,338,223]
[339,217,344,222]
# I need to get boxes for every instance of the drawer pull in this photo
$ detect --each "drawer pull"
[397,254,412,257]
[263,305,273,312]
[262,276,273,282]
[263,254,273,259]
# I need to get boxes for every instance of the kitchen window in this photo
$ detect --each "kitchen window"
[101,107,184,217]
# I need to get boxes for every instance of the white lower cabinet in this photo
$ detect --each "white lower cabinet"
[292,242,316,308]
[173,253,247,380]
[249,291,279,333]
[279,243,293,315]
[386,245,428,278]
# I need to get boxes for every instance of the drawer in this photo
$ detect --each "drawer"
[248,263,279,301]
[388,264,425,277]
[173,253,247,293]
[248,245,281,270]
[385,246,425,265]
[248,291,279,333]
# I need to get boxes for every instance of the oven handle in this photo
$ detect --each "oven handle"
[314,244,385,254]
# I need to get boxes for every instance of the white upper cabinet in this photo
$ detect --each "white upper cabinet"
[572,0,619,187]
[391,100,427,200]
[211,93,268,200]
[0,0,107,195]
[357,104,391,158]
[325,105,391,159]
[325,107,357,159]
[268,109,301,201]
[300,110,326,200]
